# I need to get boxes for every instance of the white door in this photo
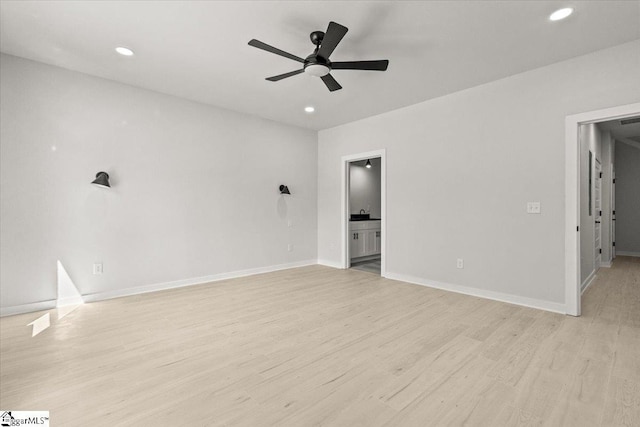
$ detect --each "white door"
[612,167,616,258]
[594,159,602,268]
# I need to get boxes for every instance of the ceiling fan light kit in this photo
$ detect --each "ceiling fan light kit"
[249,21,389,92]
[305,64,330,77]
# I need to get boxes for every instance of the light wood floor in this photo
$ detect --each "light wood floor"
[1,257,639,426]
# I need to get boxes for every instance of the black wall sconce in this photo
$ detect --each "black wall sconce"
[279,185,290,195]
[91,172,111,188]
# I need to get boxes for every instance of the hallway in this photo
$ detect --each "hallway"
[582,255,640,324]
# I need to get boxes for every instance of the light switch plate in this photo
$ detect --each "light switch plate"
[93,263,103,275]
[527,202,541,214]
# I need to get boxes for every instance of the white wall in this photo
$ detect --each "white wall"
[0,54,318,310]
[318,40,640,310]
[615,141,640,255]
[349,158,381,218]
[579,123,602,285]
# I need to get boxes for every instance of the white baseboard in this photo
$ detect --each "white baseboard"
[581,270,597,295]
[56,295,85,307]
[317,259,344,269]
[82,259,317,304]
[0,300,57,317]
[2,261,571,317]
[1,259,317,317]
[600,260,612,268]
[616,251,640,257]
[385,272,566,315]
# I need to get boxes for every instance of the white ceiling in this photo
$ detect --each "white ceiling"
[599,117,640,146]
[1,1,639,130]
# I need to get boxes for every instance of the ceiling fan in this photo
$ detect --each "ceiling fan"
[248,21,389,92]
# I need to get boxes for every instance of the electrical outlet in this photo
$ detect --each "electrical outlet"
[457,259,464,269]
[527,202,541,214]
[287,244,293,252]
[93,263,103,275]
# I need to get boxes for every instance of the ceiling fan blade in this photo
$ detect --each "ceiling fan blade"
[317,21,348,59]
[331,60,389,71]
[266,69,305,81]
[321,74,342,92]
[248,39,305,63]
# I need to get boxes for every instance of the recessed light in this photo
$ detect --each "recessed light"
[304,106,315,113]
[549,8,573,21]
[115,47,134,56]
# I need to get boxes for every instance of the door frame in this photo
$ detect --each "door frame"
[341,149,386,276]
[564,102,640,316]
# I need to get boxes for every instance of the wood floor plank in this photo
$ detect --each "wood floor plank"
[375,334,483,411]
[437,378,516,426]
[381,353,495,426]
[612,325,640,381]
[601,376,640,427]
[487,312,563,387]
[542,357,611,426]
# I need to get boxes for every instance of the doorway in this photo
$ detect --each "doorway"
[341,149,386,276]
[565,102,640,316]
[348,157,382,274]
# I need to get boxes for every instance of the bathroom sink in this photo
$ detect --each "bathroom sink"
[350,214,370,221]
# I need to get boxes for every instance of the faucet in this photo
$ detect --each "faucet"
[360,209,366,214]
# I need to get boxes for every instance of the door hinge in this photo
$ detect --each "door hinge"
[613,179,616,184]
[613,210,616,215]
[599,248,602,254]
[613,242,616,247]
[599,172,603,178]
[577,226,579,232]
[599,210,602,216]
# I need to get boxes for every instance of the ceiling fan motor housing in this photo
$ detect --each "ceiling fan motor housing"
[309,31,325,46]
